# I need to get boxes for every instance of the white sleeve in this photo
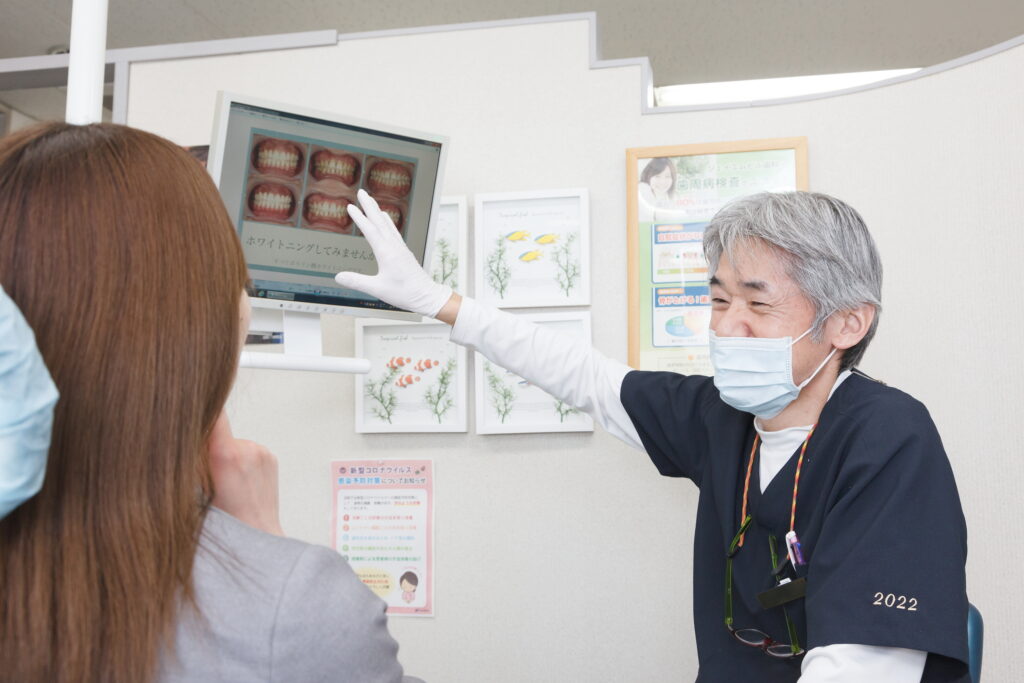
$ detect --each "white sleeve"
[450,297,643,450]
[800,644,927,682]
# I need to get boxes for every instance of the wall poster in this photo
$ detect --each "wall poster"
[331,459,434,616]
[626,138,808,373]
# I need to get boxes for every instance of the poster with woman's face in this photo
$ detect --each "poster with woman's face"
[629,143,806,373]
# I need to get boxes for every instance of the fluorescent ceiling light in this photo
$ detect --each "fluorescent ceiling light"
[655,68,921,107]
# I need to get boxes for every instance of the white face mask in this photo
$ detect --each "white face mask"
[708,327,837,419]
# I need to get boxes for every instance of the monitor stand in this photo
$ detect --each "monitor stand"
[282,310,324,356]
[239,308,370,374]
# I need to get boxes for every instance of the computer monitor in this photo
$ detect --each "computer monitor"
[208,92,448,325]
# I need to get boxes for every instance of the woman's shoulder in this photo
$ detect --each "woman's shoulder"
[159,508,406,682]
[197,506,320,575]
[193,507,381,620]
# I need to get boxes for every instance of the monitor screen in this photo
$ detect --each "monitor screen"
[208,93,447,318]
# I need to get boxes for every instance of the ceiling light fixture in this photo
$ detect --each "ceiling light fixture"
[655,68,921,107]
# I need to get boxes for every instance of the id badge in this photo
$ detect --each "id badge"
[757,577,807,610]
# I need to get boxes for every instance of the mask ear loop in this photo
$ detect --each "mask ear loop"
[796,347,837,390]
[788,326,814,347]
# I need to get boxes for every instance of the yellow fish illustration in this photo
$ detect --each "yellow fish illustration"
[505,230,530,242]
[535,233,558,245]
[519,250,542,262]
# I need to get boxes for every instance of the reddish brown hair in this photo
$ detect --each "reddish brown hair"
[0,123,248,682]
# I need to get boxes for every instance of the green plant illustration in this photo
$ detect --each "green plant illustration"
[365,365,400,423]
[485,362,516,423]
[432,237,458,289]
[553,399,579,423]
[486,237,512,298]
[553,232,580,297]
[423,357,457,424]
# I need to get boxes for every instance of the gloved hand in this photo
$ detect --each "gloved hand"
[335,189,453,318]
[0,285,58,519]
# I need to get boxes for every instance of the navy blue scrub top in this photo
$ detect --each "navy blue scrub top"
[620,370,969,682]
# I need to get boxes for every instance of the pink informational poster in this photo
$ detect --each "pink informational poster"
[330,460,434,616]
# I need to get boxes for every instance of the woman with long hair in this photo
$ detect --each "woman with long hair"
[0,122,418,683]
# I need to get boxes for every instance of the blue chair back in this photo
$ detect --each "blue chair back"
[967,602,983,682]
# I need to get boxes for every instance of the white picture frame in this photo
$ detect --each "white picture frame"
[429,196,468,293]
[474,311,594,434]
[474,189,591,308]
[355,320,468,433]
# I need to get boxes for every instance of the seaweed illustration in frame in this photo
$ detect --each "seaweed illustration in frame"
[474,189,591,308]
[474,311,594,434]
[428,197,468,292]
[355,320,468,433]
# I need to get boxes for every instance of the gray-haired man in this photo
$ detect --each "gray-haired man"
[338,189,969,683]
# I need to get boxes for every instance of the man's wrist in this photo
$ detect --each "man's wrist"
[436,292,462,325]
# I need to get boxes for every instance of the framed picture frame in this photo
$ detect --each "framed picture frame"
[474,311,594,435]
[355,319,468,433]
[474,189,590,308]
[429,196,468,293]
[626,137,808,373]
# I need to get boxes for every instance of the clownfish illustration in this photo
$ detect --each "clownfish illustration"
[534,233,558,245]
[519,250,542,263]
[386,356,412,370]
[395,374,421,388]
[414,358,440,372]
[505,230,530,242]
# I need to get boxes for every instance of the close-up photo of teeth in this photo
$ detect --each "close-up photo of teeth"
[250,136,305,178]
[309,147,362,186]
[246,180,298,225]
[301,191,354,233]
[365,157,414,199]
[377,199,407,233]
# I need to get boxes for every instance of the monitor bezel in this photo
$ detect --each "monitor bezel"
[208,91,448,321]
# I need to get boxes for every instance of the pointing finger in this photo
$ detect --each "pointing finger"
[357,189,405,248]
[347,202,388,254]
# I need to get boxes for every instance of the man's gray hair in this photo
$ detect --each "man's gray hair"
[703,191,882,370]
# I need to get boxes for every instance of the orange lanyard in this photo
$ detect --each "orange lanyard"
[737,424,816,547]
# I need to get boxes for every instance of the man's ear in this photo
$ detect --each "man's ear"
[829,303,876,350]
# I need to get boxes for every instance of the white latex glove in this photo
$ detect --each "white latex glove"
[334,189,453,318]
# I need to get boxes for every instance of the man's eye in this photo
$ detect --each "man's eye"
[750,301,768,308]
[711,297,728,305]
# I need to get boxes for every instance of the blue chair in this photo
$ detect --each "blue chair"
[967,602,983,682]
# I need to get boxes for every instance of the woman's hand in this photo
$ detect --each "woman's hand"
[207,411,284,536]
[334,189,454,318]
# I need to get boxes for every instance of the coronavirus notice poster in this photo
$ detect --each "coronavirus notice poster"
[626,138,808,374]
[331,460,434,616]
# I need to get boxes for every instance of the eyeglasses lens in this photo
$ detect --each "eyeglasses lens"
[733,629,770,646]
[766,643,802,658]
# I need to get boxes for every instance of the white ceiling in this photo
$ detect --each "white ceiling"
[3,0,1024,121]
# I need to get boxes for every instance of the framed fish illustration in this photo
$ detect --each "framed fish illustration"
[474,311,594,435]
[355,319,468,433]
[473,189,591,308]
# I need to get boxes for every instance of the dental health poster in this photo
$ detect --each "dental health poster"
[331,460,434,616]
[626,138,808,373]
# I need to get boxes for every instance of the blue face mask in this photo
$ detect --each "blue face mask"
[709,327,836,419]
[0,286,58,519]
